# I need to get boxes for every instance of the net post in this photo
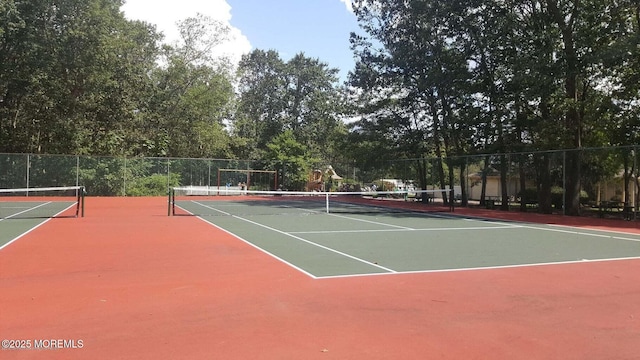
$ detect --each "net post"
[74,187,80,217]
[74,186,85,217]
[168,188,173,216]
[75,187,81,217]
[325,192,330,213]
[80,186,85,217]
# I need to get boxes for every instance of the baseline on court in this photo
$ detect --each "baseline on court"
[176,198,640,278]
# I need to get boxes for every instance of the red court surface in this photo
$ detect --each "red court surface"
[1,197,639,359]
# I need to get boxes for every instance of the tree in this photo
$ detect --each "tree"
[233,50,345,165]
[349,0,475,203]
[233,50,290,159]
[264,130,314,190]
[0,0,162,155]
[143,14,235,158]
[349,0,640,213]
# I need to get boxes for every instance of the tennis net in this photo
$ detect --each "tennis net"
[169,187,454,217]
[0,186,85,219]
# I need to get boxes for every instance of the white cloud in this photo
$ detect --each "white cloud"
[121,0,252,66]
[338,0,354,13]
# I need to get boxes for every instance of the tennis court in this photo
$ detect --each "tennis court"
[0,186,85,249]
[2,193,640,359]
[173,191,640,278]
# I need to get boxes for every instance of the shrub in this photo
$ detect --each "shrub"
[518,188,538,203]
[126,173,180,196]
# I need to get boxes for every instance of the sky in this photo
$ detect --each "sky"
[121,0,359,82]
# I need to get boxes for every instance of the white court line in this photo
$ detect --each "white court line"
[316,256,640,279]
[197,218,318,279]
[0,219,55,251]
[326,212,415,230]
[184,201,640,279]
[184,202,318,278]
[439,213,640,243]
[0,201,52,222]
[0,202,77,251]
[549,223,640,237]
[289,225,520,235]
[516,224,640,243]
[190,201,396,274]
[192,201,232,216]
[194,199,415,230]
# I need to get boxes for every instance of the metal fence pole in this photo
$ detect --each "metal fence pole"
[123,156,127,196]
[26,153,30,192]
[562,150,566,215]
[166,158,170,191]
[635,146,638,220]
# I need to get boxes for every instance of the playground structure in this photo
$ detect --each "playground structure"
[306,165,343,191]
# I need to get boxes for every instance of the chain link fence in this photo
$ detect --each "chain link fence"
[0,154,258,196]
[378,146,639,217]
[1,147,638,218]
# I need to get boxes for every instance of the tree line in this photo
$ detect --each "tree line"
[346,0,640,214]
[1,0,639,213]
[0,0,346,158]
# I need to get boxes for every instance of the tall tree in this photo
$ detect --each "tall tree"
[233,50,288,159]
[349,0,639,212]
[0,0,161,155]
[349,0,474,202]
[144,13,235,158]
[233,50,345,165]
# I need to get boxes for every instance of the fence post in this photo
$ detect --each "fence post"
[166,158,171,193]
[635,146,638,220]
[26,153,30,191]
[123,156,127,196]
[562,150,566,215]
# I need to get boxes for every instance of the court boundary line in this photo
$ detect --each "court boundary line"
[326,212,415,230]
[519,224,640,243]
[0,219,54,251]
[179,201,640,279]
[547,223,640,237]
[315,255,640,279]
[188,201,397,274]
[289,225,521,234]
[192,214,320,279]
[429,212,640,243]
[0,202,77,251]
[0,201,52,222]
[189,199,418,230]
[455,216,640,243]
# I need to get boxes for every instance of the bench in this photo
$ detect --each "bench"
[598,201,624,218]
[484,196,500,209]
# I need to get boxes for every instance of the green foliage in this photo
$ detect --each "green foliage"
[1,0,639,209]
[349,0,640,213]
[0,2,235,159]
[78,157,127,196]
[126,173,180,196]
[518,188,539,204]
[519,186,589,208]
[145,14,236,158]
[234,50,344,162]
[264,130,315,190]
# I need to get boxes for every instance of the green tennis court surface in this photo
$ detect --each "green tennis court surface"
[0,186,85,248]
[176,199,640,278]
[0,202,75,248]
